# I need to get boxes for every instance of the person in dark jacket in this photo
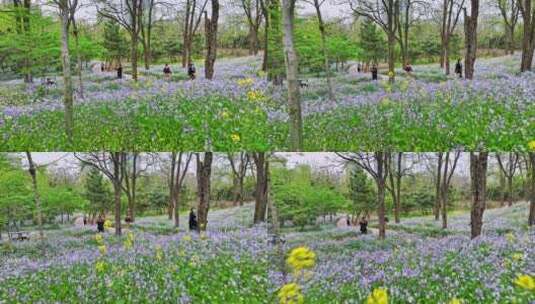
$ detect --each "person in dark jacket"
[371,64,378,81]
[96,215,105,233]
[187,63,196,80]
[359,217,368,234]
[455,59,463,78]
[189,208,198,231]
[163,63,172,80]
[117,64,123,79]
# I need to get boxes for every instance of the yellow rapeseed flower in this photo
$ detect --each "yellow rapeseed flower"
[277,283,304,304]
[237,77,254,86]
[124,232,134,250]
[506,233,515,243]
[95,261,107,273]
[104,220,113,230]
[182,234,192,242]
[366,288,388,304]
[514,274,535,291]
[528,140,535,151]
[94,234,104,244]
[247,90,265,102]
[98,245,107,255]
[512,253,523,262]
[286,246,316,272]
[155,245,164,261]
[448,298,462,304]
[231,133,241,143]
[220,110,230,119]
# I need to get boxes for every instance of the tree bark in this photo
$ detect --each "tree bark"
[376,152,388,240]
[196,153,212,231]
[464,1,479,80]
[26,152,44,242]
[470,152,488,239]
[434,153,443,220]
[131,33,139,81]
[313,0,335,100]
[253,153,269,223]
[59,8,74,141]
[281,0,303,150]
[528,153,535,226]
[519,0,535,71]
[204,0,219,80]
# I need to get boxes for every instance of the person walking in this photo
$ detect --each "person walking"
[163,63,172,80]
[371,64,378,81]
[117,64,123,79]
[455,59,463,78]
[189,208,198,231]
[359,217,368,234]
[187,63,196,80]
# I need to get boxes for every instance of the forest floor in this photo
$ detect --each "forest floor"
[0,204,272,303]
[0,54,534,150]
[271,202,535,303]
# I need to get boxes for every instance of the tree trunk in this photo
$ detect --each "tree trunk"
[507,176,513,207]
[60,10,74,141]
[26,152,44,242]
[520,0,535,71]
[313,0,335,101]
[529,153,535,226]
[196,153,213,231]
[281,0,303,150]
[174,190,181,228]
[253,153,269,223]
[131,33,139,81]
[204,0,219,80]
[470,152,488,239]
[113,181,122,236]
[387,32,395,82]
[434,153,443,220]
[376,152,388,240]
[72,23,84,99]
[464,2,479,80]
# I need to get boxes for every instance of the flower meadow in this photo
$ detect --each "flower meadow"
[1,55,534,150]
[271,203,535,304]
[0,205,273,303]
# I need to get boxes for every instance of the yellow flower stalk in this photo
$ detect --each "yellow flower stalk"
[514,274,535,291]
[237,77,254,86]
[366,288,388,304]
[231,133,241,143]
[528,140,535,151]
[277,283,304,304]
[448,298,462,304]
[286,246,316,272]
[95,261,107,274]
[98,245,107,255]
[182,234,192,242]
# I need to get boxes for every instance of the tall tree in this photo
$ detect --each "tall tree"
[395,0,419,67]
[96,0,143,81]
[338,152,390,239]
[196,152,212,231]
[260,0,285,82]
[350,0,399,82]
[439,151,461,229]
[496,0,519,55]
[75,152,125,236]
[170,152,192,228]
[228,152,250,206]
[496,152,519,207]
[252,152,269,223]
[238,0,263,55]
[528,152,535,226]
[470,152,488,239]
[463,0,479,79]
[121,153,153,223]
[204,0,219,79]
[518,0,535,71]
[306,0,335,100]
[386,152,409,223]
[140,0,156,70]
[84,167,111,222]
[440,0,464,74]
[181,0,208,67]
[25,152,44,242]
[281,0,303,150]
[52,0,78,142]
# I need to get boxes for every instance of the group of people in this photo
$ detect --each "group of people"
[345,215,390,235]
[99,62,197,80]
[357,59,464,80]
[91,209,199,234]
